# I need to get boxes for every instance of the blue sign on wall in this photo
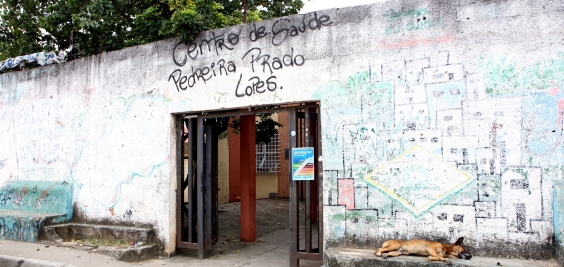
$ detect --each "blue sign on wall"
[292,147,315,181]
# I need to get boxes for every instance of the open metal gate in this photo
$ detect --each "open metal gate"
[176,103,323,265]
[289,105,323,267]
[176,116,219,259]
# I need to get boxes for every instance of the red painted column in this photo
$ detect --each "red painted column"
[277,112,290,198]
[229,117,241,202]
[240,115,256,242]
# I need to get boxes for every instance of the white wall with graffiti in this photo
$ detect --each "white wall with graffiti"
[0,45,178,250]
[318,48,564,257]
[312,1,564,259]
[1,0,563,258]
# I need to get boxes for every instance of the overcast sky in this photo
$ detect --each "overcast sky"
[299,0,388,14]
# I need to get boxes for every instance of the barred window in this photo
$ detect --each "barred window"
[256,134,280,174]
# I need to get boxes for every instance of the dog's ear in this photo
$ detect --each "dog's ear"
[454,237,464,245]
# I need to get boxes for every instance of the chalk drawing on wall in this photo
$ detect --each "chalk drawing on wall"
[72,97,171,209]
[316,49,559,244]
[480,53,564,97]
[501,167,542,233]
[4,93,172,217]
[364,144,473,217]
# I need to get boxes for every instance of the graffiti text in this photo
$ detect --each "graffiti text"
[235,74,280,97]
[169,59,237,91]
[241,47,305,75]
[271,13,333,46]
[172,30,241,65]
[383,8,428,21]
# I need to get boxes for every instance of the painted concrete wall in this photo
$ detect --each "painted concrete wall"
[0,180,73,242]
[1,0,563,259]
[313,1,564,259]
[256,174,278,199]
[554,179,564,264]
[0,43,178,252]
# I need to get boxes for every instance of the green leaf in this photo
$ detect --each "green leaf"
[0,0,304,69]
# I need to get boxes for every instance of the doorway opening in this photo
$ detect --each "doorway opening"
[175,102,323,267]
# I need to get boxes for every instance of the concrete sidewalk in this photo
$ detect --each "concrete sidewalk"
[4,198,559,267]
[0,198,323,267]
[324,248,561,267]
[0,229,321,267]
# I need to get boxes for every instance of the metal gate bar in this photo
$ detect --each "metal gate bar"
[177,118,199,250]
[289,109,299,267]
[204,121,219,249]
[304,108,312,254]
[176,116,220,258]
[211,122,219,248]
[188,119,198,244]
[290,105,323,267]
[187,119,196,244]
[316,108,324,259]
[196,116,205,259]
[175,117,184,246]
[205,123,213,249]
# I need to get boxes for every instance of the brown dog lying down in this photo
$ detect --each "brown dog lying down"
[374,237,470,264]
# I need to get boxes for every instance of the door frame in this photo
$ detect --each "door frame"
[175,102,324,264]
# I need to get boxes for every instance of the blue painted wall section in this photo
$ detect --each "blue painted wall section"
[0,180,73,242]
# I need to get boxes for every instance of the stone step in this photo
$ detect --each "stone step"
[41,223,158,262]
[42,223,155,244]
[56,241,158,262]
[324,248,560,267]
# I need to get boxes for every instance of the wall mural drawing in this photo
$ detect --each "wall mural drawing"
[365,144,473,218]
[316,50,559,250]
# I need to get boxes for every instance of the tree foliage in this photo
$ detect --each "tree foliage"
[0,0,304,62]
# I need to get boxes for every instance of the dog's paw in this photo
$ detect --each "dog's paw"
[382,253,387,259]
[445,259,453,265]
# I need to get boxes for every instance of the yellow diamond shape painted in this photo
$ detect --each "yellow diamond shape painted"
[363,144,474,217]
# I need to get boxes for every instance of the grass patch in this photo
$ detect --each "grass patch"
[78,237,131,248]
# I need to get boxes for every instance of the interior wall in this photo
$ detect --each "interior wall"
[218,138,230,204]
[256,174,278,199]
[256,112,280,199]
